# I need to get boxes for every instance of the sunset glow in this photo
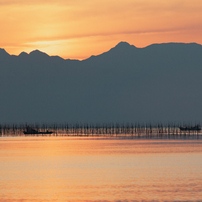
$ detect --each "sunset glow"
[1,0,202,59]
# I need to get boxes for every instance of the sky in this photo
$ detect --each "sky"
[1,0,202,60]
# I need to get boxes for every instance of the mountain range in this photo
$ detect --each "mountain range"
[1,42,202,124]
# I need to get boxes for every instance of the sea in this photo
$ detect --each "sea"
[0,136,202,202]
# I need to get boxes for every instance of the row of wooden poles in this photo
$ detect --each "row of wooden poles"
[0,123,201,138]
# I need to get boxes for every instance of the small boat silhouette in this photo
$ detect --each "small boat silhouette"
[179,125,201,131]
[23,127,53,134]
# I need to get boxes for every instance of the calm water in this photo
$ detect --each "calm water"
[0,137,202,202]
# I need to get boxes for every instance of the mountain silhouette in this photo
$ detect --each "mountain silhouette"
[1,42,202,123]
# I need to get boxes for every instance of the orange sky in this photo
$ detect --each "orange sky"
[1,0,202,60]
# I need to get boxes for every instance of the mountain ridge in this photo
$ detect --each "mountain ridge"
[1,41,202,61]
[1,42,202,123]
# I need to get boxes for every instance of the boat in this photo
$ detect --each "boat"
[179,125,201,131]
[23,127,53,134]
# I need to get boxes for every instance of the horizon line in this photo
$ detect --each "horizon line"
[1,41,201,61]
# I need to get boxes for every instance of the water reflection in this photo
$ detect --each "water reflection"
[0,137,202,201]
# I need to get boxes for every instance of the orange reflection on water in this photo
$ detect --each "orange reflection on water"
[0,137,202,202]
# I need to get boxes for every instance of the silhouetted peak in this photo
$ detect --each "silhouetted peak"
[109,41,137,52]
[29,49,49,58]
[18,51,29,57]
[115,41,133,48]
[85,41,138,61]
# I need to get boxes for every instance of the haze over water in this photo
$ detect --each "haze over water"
[0,137,202,202]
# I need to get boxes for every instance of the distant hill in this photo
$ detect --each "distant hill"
[1,42,202,124]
